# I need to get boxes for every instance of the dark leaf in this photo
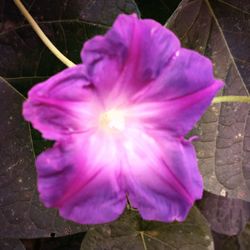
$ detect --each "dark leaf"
[197,191,250,235]
[0,0,139,238]
[81,208,213,250]
[0,239,25,250]
[212,231,240,250]
[167,0,250,200]
[0,0,139,95]
[135,0,181,24]
[239,222,250,250]
[0,77,87,238]
[212,221,250,250]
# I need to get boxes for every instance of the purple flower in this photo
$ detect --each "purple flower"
[23,14,223,224]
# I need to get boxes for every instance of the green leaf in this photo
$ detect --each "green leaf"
[167,0,250,201]
[80,208,213,250]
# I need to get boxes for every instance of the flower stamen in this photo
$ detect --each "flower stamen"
[99,109,125,131]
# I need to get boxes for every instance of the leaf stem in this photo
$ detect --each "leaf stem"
[140,231,148,250]
[212,96,250,104]
[13,0,76,68]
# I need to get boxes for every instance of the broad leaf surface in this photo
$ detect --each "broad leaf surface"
[212,221,250,250]
[197,191,250,235]
[0,77,86,238]
[211,231,240,250]
[80,208,213,250]
[0,238,25,250]
[239,222,250,250]
[167,0,250,201]
[0,0,139,238]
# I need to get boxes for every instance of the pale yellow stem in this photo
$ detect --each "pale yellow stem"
[13,0,76,68]
[140,231,148,250]
[212,96,250,104]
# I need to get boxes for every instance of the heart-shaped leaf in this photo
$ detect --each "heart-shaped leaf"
[0,77,87,238]
[80,208,213,250]
[167,0,250,201]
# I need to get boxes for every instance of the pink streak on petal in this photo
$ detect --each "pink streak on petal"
[36,134,126,224]
[23,65,102,140]
[122,131,202,222]
[81,14,180,106]
[127,79,223,136]
[132,48,222,103]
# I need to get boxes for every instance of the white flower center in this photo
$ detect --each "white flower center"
[99,109,125,131]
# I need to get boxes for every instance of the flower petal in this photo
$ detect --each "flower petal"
[23,65,102,140]
[81,14,180,105]
[127,79,223,137]
[36,134,126,224]
[123,131,202,222]
[133,48,223,102]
